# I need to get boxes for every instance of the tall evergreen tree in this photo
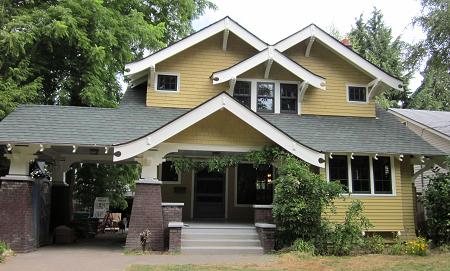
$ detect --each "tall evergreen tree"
[348,7,411,108]
[408,0,450,111]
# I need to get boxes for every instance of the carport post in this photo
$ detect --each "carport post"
[0,145,38,252]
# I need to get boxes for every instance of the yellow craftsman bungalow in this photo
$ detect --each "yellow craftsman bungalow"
[0,17,446,254]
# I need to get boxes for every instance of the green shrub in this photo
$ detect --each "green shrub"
[423,170,450,246]
[405,237,429,256]
[292,239,315,255]
[0,241,8,262]
[329,200,372,256]
[362,235,385,254]
[273,155,343,248]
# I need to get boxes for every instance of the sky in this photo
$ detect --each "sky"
[192,0,426,91]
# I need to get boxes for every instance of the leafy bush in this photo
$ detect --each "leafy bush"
[0,241,8,262]
[423,171,450,246]
[362,235,385,254]
[292,239,316,255]
[389,240,407,255]
[273,155,343,248]
[329,200,372,256]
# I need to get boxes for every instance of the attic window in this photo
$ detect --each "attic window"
[233,81,251,108]
[156,73,179,91]
[347,85,367,102]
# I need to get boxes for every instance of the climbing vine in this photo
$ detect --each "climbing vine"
[170,146,285,173]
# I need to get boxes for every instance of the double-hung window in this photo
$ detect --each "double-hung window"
[233,81,252,108]
[351,156,371,194]
[257,82,275,113]
[280,83,298,113]
[328,155,349,191]
[373,156,393,194]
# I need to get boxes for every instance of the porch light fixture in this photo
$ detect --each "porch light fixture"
[6,144,12,152]
[374,153,378,160]
[398,154,404,162]
[350,153,354,160]
[267,173,272,184]
[72,145,77,153]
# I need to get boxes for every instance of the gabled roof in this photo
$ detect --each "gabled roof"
[211,47,326,89]
[125,16,267,77]
[274,24,404,90]
[389,108,450,141]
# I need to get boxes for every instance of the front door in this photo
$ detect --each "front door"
[194,169,225,219]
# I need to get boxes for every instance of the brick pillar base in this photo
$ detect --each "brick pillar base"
[168,222,183,253]
[0,176,36,252]
[125,179,164,251]
[162,203,183,249]
[256,223,276,253]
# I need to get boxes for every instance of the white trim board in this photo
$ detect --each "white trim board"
[113,92,325,167]
[212,48,326,90]
[274,24,403,91]
[125,17,267,76]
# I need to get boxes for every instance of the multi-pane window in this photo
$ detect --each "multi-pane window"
[233,81,251,108]
[257,82,275,112]
[373,157,393,194]
[156,74,178,91]
[236,164,273,205]
[160,161,179,182]
[328,155,349,191]
[280,83,298,113]
[351,156,371,194]
[348,86,367,102]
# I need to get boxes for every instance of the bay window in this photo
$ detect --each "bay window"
[351,156,371,194]
[328,155,349,191]
[373,156,393,194]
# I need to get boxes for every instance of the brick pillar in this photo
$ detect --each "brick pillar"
[168,222,183,252]
[0,176,37,252]
[255,223,276,253]
[253,205,273,224]
[162,203,183,249]
[125,179,164,251]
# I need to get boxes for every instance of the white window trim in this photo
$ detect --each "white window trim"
[158,161,182,184]
[154,72,180,92]
[326,153,396,197]
[234,78,300,114]
[346,84,369,104]
[234,162,275,207]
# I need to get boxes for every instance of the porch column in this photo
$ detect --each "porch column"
[0,145,38,252]
[125,152,165,251]
[50,160,72,230]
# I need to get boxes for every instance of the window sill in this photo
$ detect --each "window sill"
[342,193,396,197]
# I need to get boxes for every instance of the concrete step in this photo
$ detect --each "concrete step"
[182,228,256,235]
[181,239,261,247]
[181,232,259,240]
[181,246,264,255]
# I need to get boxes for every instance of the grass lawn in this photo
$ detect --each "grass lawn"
[126,251,450,271]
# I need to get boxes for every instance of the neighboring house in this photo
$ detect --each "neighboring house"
[389,109,450,192]
[0,17,446,254]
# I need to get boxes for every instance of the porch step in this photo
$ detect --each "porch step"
[181,223,263,255]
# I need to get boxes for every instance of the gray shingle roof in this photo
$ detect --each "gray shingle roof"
[389,108,450,138]
[0,87,444,156]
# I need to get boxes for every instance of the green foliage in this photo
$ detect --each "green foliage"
[0,0,214,118]
[0,240,8,262]
[423,171,450,245]
[74,163,140,211]
[405,237,429,256]
[292,239,316,255]
[348,7,411,107]
[408,0,450,110]
[362,235,385,254]
[390,239,408,255]
[329,200,373,256]
[272,154,343,248]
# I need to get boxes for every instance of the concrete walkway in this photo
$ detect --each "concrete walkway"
[0,234,275,271]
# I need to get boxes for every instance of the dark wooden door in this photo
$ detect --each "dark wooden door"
[194,169,225,219]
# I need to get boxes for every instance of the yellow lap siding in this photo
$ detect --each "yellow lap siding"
[166,109,272,146]
[148,33,257,108]
[326,159,416,239]
[285,41,376,117]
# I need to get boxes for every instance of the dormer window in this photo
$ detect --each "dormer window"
[156,73,179,92]
[280,83,298,113]
[257,82,275,113]
[347,85,367,103]
[233,81,251,108]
